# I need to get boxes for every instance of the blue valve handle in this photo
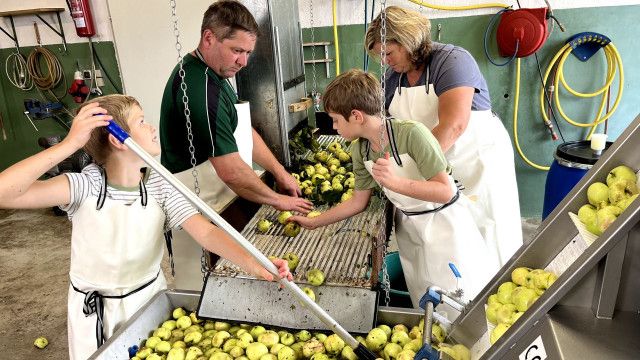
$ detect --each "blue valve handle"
[414,343,441,360]
[106,120,130,143]
[419,287,442,310]
[448,263,461,278]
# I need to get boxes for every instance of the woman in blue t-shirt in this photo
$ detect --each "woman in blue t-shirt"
[365,6,523,268]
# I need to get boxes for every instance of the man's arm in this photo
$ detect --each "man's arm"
[251,128,301,197]
[210,153,313,213]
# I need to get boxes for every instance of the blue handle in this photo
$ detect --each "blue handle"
[449,263,461,279]
[106,120,130,143]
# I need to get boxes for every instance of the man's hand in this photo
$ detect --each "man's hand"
[371,152,398,189]
[274,170,302,197]
[287,215,319,230]
[274,194,313,214]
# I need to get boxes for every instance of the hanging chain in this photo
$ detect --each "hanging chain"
[378,0,391,307]
[169,0,212,281]
[309,0,320,111]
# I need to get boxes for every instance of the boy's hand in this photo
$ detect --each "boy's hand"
[372,152,397,189]
[63,102,112,150]
[287,215,318,230]
[258,258,293,287]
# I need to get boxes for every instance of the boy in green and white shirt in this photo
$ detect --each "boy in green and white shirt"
[290,70,500,311]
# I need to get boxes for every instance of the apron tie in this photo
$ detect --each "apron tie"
[71,271,160,349]
[400,190,460,216]
[96,167,149,210]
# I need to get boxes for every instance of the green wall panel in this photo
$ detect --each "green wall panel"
[0,41,122,171]
[302,5,639,217]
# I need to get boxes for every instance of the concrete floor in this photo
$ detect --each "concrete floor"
[0,208,541,359]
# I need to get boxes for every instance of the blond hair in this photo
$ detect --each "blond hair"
[79,94,140,165]
[365,6,432,68]
[322,69,381,121]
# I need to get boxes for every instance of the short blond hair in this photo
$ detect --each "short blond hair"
[365,6,432,68]
[78,94,140,165]
[322,69,381,121]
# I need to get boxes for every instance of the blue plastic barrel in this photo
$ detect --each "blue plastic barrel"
[542,140,611,219]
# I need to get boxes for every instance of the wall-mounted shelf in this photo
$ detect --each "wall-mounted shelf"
[303,41,333,78]
[0,7,67,52]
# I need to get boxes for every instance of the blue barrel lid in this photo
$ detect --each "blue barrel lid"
[555,140,613,166]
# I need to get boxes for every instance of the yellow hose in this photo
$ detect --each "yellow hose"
[332,0,340,75]
[539,42,624,132]
[406,0,509,10]
[514,58,551,171]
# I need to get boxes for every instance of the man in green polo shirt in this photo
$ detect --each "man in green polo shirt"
[160,1,312,289]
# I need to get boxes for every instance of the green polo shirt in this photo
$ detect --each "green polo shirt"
[350,119,448,191]
[160,54,239,173]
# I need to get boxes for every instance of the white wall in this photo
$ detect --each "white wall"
[0,0,113,49]
[298,0,640,27]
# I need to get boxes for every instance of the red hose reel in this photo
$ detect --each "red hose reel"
[497,7,549,58]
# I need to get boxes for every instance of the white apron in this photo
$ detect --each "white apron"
[388,78,523,266]
[363,134,499,313]
[68,176,167,360]
[171,101,254,290]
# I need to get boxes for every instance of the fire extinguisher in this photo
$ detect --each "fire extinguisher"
[69,0,96,37]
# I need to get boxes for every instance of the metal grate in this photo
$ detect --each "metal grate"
[214,135,389,288]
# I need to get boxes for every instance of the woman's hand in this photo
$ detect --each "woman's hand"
[287,215,319,230]
[62,102,113,150]
[257,258,294,287]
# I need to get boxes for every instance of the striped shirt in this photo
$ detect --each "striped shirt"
[60,163,198,230]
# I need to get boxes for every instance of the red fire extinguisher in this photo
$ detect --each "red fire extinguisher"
[69,0,96,37]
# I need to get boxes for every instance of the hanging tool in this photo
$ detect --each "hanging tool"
[104,120,379,360]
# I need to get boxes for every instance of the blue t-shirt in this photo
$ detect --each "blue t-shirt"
[385,42,491,111]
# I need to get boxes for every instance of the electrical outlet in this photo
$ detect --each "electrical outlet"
[82,70,92,79]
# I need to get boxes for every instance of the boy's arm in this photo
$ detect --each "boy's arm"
[288,189,372,230]
[0,103,111,209]
[181,214,291,281]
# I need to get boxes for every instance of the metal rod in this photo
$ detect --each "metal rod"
[109,125,361,349]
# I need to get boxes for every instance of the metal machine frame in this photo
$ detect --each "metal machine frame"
[450,113,640,359]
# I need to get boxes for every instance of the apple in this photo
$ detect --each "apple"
[408,326,422,340]
[212,331,231,347]
[270,343,285,356]
[231,346,246,358]
[341,345,358,360]
[172,307,187,320]
[490,323,511,344]
[183,331,202,345]
[513,287,537,312]
[617,193,638,211]
[34,336,48,349]
[377,324,392,337]
[390,331,410,347]
[211,352,233,360]
[341,191,354,202]
[314,333,327,343]
[497,282,517,304]
[162,319,177,331]
[154,326,172,340]
[396,350,415,360]
[279,332,295,346]
[156,340,172,353]
[258,331,281,349]
[587,182,609,208]
[511,267,532,286]
[509,311,524,325]
[290,342,305,359]
[310,354,329,360]
[238,332,254,348]
[486,302,501,325]
[452,344,470,360]
[278,211,293,225]
[302,339,326,358]
[247,343,270,360]
[366,328,388,351]
[251,326,267,341]
[137,348,153,359]
[277,346,297,360]
[172,341,186,349]
[185,346,203,360]
[496,304,517,324]
[324,334,346,354]
[487,294,500,306]
[215,321,231,331]
[392,324,409,334]
[593,207,618,235]
[281,252,300,272]
[307,210,322,218]
[606,165,637,186]
[257,219,273,233]
[147,354,163,360]
[382,342,403,360]
[403,338,421,353]
[283,222,301,237]
[167,347,186,360]
[302,287,316,302]
[431,323,446,344]
[295,330,312,342]
[306,269,326,286]
[438,345,457,359]
[578,204,597,225]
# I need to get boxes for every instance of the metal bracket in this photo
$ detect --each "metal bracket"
[591,232,628,319]
[304,41,333,78]
[0,8,67,53]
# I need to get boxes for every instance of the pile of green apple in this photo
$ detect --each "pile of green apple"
[130,308,469,360]
[578,165,638,236]
[291,141,355,206]
[256,209,323,238]
[486,267,558,345]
